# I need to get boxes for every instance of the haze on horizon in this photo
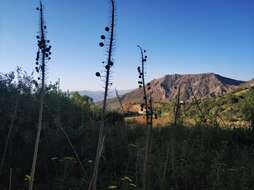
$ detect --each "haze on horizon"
[0,0,253,91]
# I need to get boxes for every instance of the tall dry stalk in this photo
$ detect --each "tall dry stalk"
[173,86,181,126]
[115,88,124,113]
[8,168,12,190]
[88,1,116,189]
[29,1,52,189]
[137,45,155,190]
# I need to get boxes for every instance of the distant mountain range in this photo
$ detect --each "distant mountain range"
[76,73,253,111]
[77,89,132,102]
[105,73,253,111]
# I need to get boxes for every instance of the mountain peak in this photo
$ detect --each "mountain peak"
[119,73,244,107]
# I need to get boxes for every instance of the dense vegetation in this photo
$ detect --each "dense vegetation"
[1,70,254,190]
[1,1,254,190]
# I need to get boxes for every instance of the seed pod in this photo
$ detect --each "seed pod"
[99,42,104,47]
[105,65,110,70]
[109,61,114,66]
[105,27,110,32]
[101,35,106,40]
[95,72,101,77]
[36,7,39,10]
[44,26,47,29]
[36,35,40,39]
[139,85,142,88]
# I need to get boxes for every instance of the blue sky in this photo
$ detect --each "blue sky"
[0,0,253,91]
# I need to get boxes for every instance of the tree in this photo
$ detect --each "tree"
[242,88,254,128]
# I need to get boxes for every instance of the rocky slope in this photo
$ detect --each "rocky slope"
[106,73,248,111]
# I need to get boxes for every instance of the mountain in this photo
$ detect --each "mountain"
[77,89,132,102]
[240,79,254,88]
[107,73,248,111]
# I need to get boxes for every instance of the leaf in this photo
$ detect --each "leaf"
[108,185,118,189]
[24,175,32,182]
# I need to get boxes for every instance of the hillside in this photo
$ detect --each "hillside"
[107,73,245,111]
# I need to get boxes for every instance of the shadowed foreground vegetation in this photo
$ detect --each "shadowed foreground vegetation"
[1,71,254,190]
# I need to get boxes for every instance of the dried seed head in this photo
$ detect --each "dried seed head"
[109,61,114,66]
[99,42,104,47]
[101,35,106,40]
[95,72,101,77]
[105,27,110,32]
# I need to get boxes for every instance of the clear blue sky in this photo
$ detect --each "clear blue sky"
[0,0,253,91]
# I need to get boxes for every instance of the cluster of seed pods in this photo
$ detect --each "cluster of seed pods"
[34,6,52,81]
[95,26,113,78]
[137,48,157,119]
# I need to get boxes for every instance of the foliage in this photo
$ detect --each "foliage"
[241,87,254,127]
[1,71,254,190]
